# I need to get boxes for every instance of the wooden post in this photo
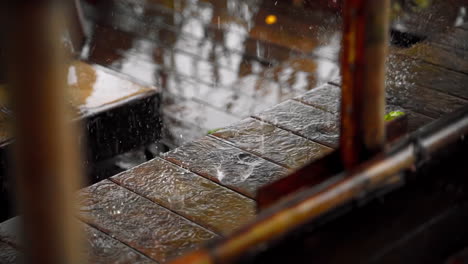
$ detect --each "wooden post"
[340,0,390,168]
[6,1,84,263]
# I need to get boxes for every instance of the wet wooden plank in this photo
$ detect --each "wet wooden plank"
[212,118,332,169]
[388,54,468,100]
[428,27,468,52]
[77,180,217,263]
[294,83,341,114]
[384,105,434,132]
[0,62,161,159]
[163,136,289,199]
[253,100,340,148]
[393,42,468,74]
[84,224,157,264]
[386,82,467,119]
[111,158,255,235]
[0,241,19,264]
[333,71,467,119]
[0,217,157,264]
[0,218,17,248]
[296,83,434,132]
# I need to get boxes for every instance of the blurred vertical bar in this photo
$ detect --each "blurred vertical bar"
[340,0,390,168]
[6,0,84,263]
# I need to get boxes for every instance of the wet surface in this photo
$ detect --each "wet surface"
[0,242,18,264]
[0,218,18,249]
[296,83,434,132]
[429,27,468,52]
[68,61,157,114]
[212,118,332,169]
[82,0,342,147]
[111,157,255,235]
[394,42,468,75]
[384,104,434,132]
[0,217,156,264]
[2,1,468,262]
[295,83,341,114]
[387,54,468,100]
[77,180,217,262]
[254,100,339,148]
[84,224,157,264]
[163,136,289,198]
[386,56,468,119]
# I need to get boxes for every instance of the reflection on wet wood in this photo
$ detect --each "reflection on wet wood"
[213,118,332,169]
[163,136,289,199]
[163,96,240,133]
[111,158,255,235]
[254,100,339,148]
[77,180,217,263]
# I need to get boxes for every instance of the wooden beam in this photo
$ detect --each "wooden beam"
[6,1,84,263]
[340,0,391,168]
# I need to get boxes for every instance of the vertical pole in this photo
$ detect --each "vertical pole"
[7,1,84,263]
[340,0,390,168]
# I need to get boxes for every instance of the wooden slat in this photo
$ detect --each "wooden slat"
[163,136,289,199]
[0,217,158,264]
[111,157,255,235]
[254,100,340,148]
[77,180,217,263]
[429,27,468,52]
[84,224,157,264]
[386,83,467,119]
[296,83,434,132]
[0,241,19,264]
[388,54,468,100]
[294,83,341,114]
[212,118,332,169]
[393,43,468,74]
[332,75,467,120]
[0,218,18,249]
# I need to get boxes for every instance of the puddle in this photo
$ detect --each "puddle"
[82,0,343,149]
